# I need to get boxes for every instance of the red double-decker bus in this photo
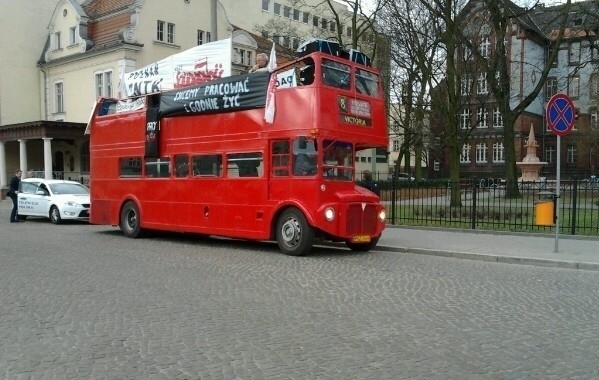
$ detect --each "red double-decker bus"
[88,41,388,256]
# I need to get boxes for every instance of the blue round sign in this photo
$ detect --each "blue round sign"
[546,93,575,136]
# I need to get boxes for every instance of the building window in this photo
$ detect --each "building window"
[493,142,505,163]
[476,143,487,163]
[293,9,300,21]
[284,6,291,18]
[302,12,309,24]
[54,32,61,50]
[262,0,269,11]
[460,108,471,129]
[346,26,352,37]
[197,30,204,45]
[69,27,76,45]
[80,141,90,174]
[568,76,580,98]
[546,77,558,99]
[330,21,336,32]
[546,45,558,67]
[167,23,175,43]
[567,145,577,164]
[477,107,488,128]
[478,36,490,58]
[477,72,488,94]
[545,145,555,164]
[591,74,599,99]
[493,107,503,128]
[591,41,599,62]
[95,71,113,98]
[55,82,64,113]
[463,45,472,61]
[274,2,280,15]
[569,42,580,64]
[157,20,164,41]
[313,16,319,27]
[321,18,328,30]
[393,139,400,151]
[461,75,472,96]
[591,109,598,129]
[460,144,471,163]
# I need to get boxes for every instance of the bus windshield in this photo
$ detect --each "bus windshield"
[323,140,353,181]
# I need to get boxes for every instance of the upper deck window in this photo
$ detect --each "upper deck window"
[355,68,379,97]
[322,59,350,90]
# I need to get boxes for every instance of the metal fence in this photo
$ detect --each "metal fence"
[375,177,599,236]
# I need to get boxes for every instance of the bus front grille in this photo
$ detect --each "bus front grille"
[346,203,378,235]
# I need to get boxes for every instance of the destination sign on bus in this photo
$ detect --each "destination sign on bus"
[338,95,372,126]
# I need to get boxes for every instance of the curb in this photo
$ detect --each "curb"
[375,245,599,272]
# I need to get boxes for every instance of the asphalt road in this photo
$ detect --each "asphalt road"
[1,216,598,379]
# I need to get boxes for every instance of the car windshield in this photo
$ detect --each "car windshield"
[48,183,90,195]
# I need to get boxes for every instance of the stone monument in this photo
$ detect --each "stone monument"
[517,124,547,181]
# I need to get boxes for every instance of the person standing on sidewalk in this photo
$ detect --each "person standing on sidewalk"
[8,169,22,223]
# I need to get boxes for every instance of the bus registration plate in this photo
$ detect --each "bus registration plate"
[351,235,371,243]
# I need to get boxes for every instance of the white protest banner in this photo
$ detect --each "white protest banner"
[124,38,232,97]
[116,98,146,113]
[276,68,297,88]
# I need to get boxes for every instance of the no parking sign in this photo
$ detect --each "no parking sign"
[546,93,575,136]
[545,93,575,252]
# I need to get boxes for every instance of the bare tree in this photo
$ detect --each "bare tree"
[465,0,572,197]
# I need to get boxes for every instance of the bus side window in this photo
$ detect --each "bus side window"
[120,157,142,177]
[297,58,315,86]
[174,154,189,178]
[98,100,117,116]
[272,140,290,176]
[145,157,170,178]
[192,154,222,177]
[227,152,263,178]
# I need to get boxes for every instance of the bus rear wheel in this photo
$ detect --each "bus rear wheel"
[345,236,379,252]
[276,208,314,256]
[120,201,144,238]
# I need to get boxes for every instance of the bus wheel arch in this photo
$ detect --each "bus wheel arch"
[120,200,145,238]
[275,207,315,256]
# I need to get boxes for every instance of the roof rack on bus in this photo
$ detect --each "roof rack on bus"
[296,38,372,67]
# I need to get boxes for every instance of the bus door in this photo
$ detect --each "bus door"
[222,151,268,236]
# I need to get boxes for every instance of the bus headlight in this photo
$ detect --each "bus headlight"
[324,207,335,221]
[378,210,386,222]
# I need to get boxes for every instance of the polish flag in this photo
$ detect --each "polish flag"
[264,43,278,124]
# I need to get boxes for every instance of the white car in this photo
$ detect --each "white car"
[17,178,90,224]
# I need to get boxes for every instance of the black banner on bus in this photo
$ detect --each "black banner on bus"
[145,95,160,159]
[159,71,269,118]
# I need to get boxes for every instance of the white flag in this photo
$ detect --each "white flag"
[264,43,278,124]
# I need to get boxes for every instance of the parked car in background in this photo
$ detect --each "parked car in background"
[393,173,415,181]
[17,178,90,224]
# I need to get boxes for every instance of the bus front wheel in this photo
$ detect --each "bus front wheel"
[345,236,379,252]
[276,208,314,256]
[120,201,144,238]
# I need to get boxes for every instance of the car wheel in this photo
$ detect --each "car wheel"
[50,206,62,224]
[345,236,379,252]
[276,208,314,256]
[120,201,144,238]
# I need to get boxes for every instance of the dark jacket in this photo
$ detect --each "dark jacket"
[8,175,20,197]
[359,179,380,196]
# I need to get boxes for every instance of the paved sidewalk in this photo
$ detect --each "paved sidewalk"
[378,225,599,271]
